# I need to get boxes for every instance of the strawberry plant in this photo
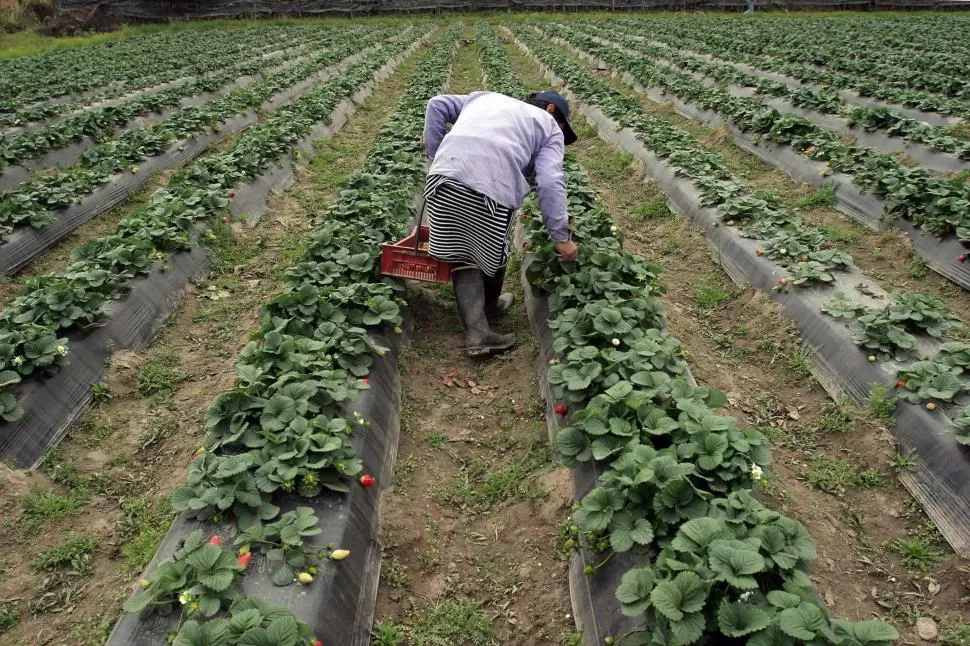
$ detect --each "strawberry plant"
[897,360,969,404]
[937,342,970,369]
[171,595,316,646]
[0,323,69,378]
[847,310,919,359]
[122,530,246,618]
[787,260,836,286]
[234,507,324,586]
[0,28,356,170]
[820,292,867,320]
[949,409,970,446]
[887,292,961,338]
[548,21,970,246]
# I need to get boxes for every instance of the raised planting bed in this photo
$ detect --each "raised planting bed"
[516,150,899,644]
[106,27,461,646]
[537,24,970,294]
[0,26,345,187]
[510,27,970,554]
[0,31,432,468]
[0,28,398,275]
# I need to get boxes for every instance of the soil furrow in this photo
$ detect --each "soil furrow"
[371,30,575,646]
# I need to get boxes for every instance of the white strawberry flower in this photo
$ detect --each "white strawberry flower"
[611,338,620,346]
[11,355,23,366]
[750,464,764,481]
[55,345,67,356]
[178,591,192,605]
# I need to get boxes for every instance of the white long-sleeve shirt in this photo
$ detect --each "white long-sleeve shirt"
[423,91,569,243]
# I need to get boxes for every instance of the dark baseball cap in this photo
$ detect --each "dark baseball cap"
[534,90,577,145]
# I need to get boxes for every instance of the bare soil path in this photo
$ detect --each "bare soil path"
[370,31,576,646]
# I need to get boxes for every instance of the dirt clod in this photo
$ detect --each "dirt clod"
[916,616,939,641]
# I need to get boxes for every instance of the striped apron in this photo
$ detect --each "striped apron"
[424,174,516,278]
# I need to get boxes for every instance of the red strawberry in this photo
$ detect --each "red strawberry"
[896,381,907,388]
[209,535,221,546]
[359,474,375,488]
[360,378,369,384]
[960,255,966,263]
[313,641,323,646]
[824,242,834,249]
[237,552,252,569]
[222,217,229,224]
[230,191,237,198]
[777,278,786,285]
[554,404,568,415]
[754,248,762,256]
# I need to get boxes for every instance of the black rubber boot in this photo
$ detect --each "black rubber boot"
[453,267,515,358]
[484,265,514,321]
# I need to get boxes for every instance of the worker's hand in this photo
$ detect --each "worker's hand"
[555,240,579,262]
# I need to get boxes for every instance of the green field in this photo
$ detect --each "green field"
[0,13,969,646]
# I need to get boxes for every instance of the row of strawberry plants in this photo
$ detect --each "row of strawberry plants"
[647,16,970,101]
[541,24,970,246]
[0,26,319,131]
[485,21,898,644]
[0,26,352,170]
[613,18,970,121]
[578,22,970,162]
[117,27,460,646]
[0,31,426,424]
[0,28,394,240]
[510,26,970,532]
[0,26,302,117]
[511,26,970,456]
[516,99,900,646]
[675,15,970,75]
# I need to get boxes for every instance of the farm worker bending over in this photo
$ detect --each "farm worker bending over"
[423,90,578,358]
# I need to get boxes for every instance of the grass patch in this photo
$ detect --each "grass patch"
[137,347,190,403]
[693,273,742,312]
[794,184,836,210]
[939,622,970,645]
[802,456,857,495]
[820,223,862,247]
[372,621,406,646]
[426,430,447,449]
[32,535,98,572]
[116,495,174,571]
[889,449,918,472]
[814,406,854,434]
[787,345,816,380]
[660,236,680,255]
[802,456,883,495]
[0,600,18,631]
[867,383,898,425]
[439,440,550,512]
[386,598,498,646]
[888,537,943,571]
[630,196,672,221]
[41,450,88,493]
[21,489,83,529]
[380,553,411,589]
[908,257,929,279]
[392,454,418,494]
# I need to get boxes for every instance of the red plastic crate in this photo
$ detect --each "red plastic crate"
[380,225,453,284]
